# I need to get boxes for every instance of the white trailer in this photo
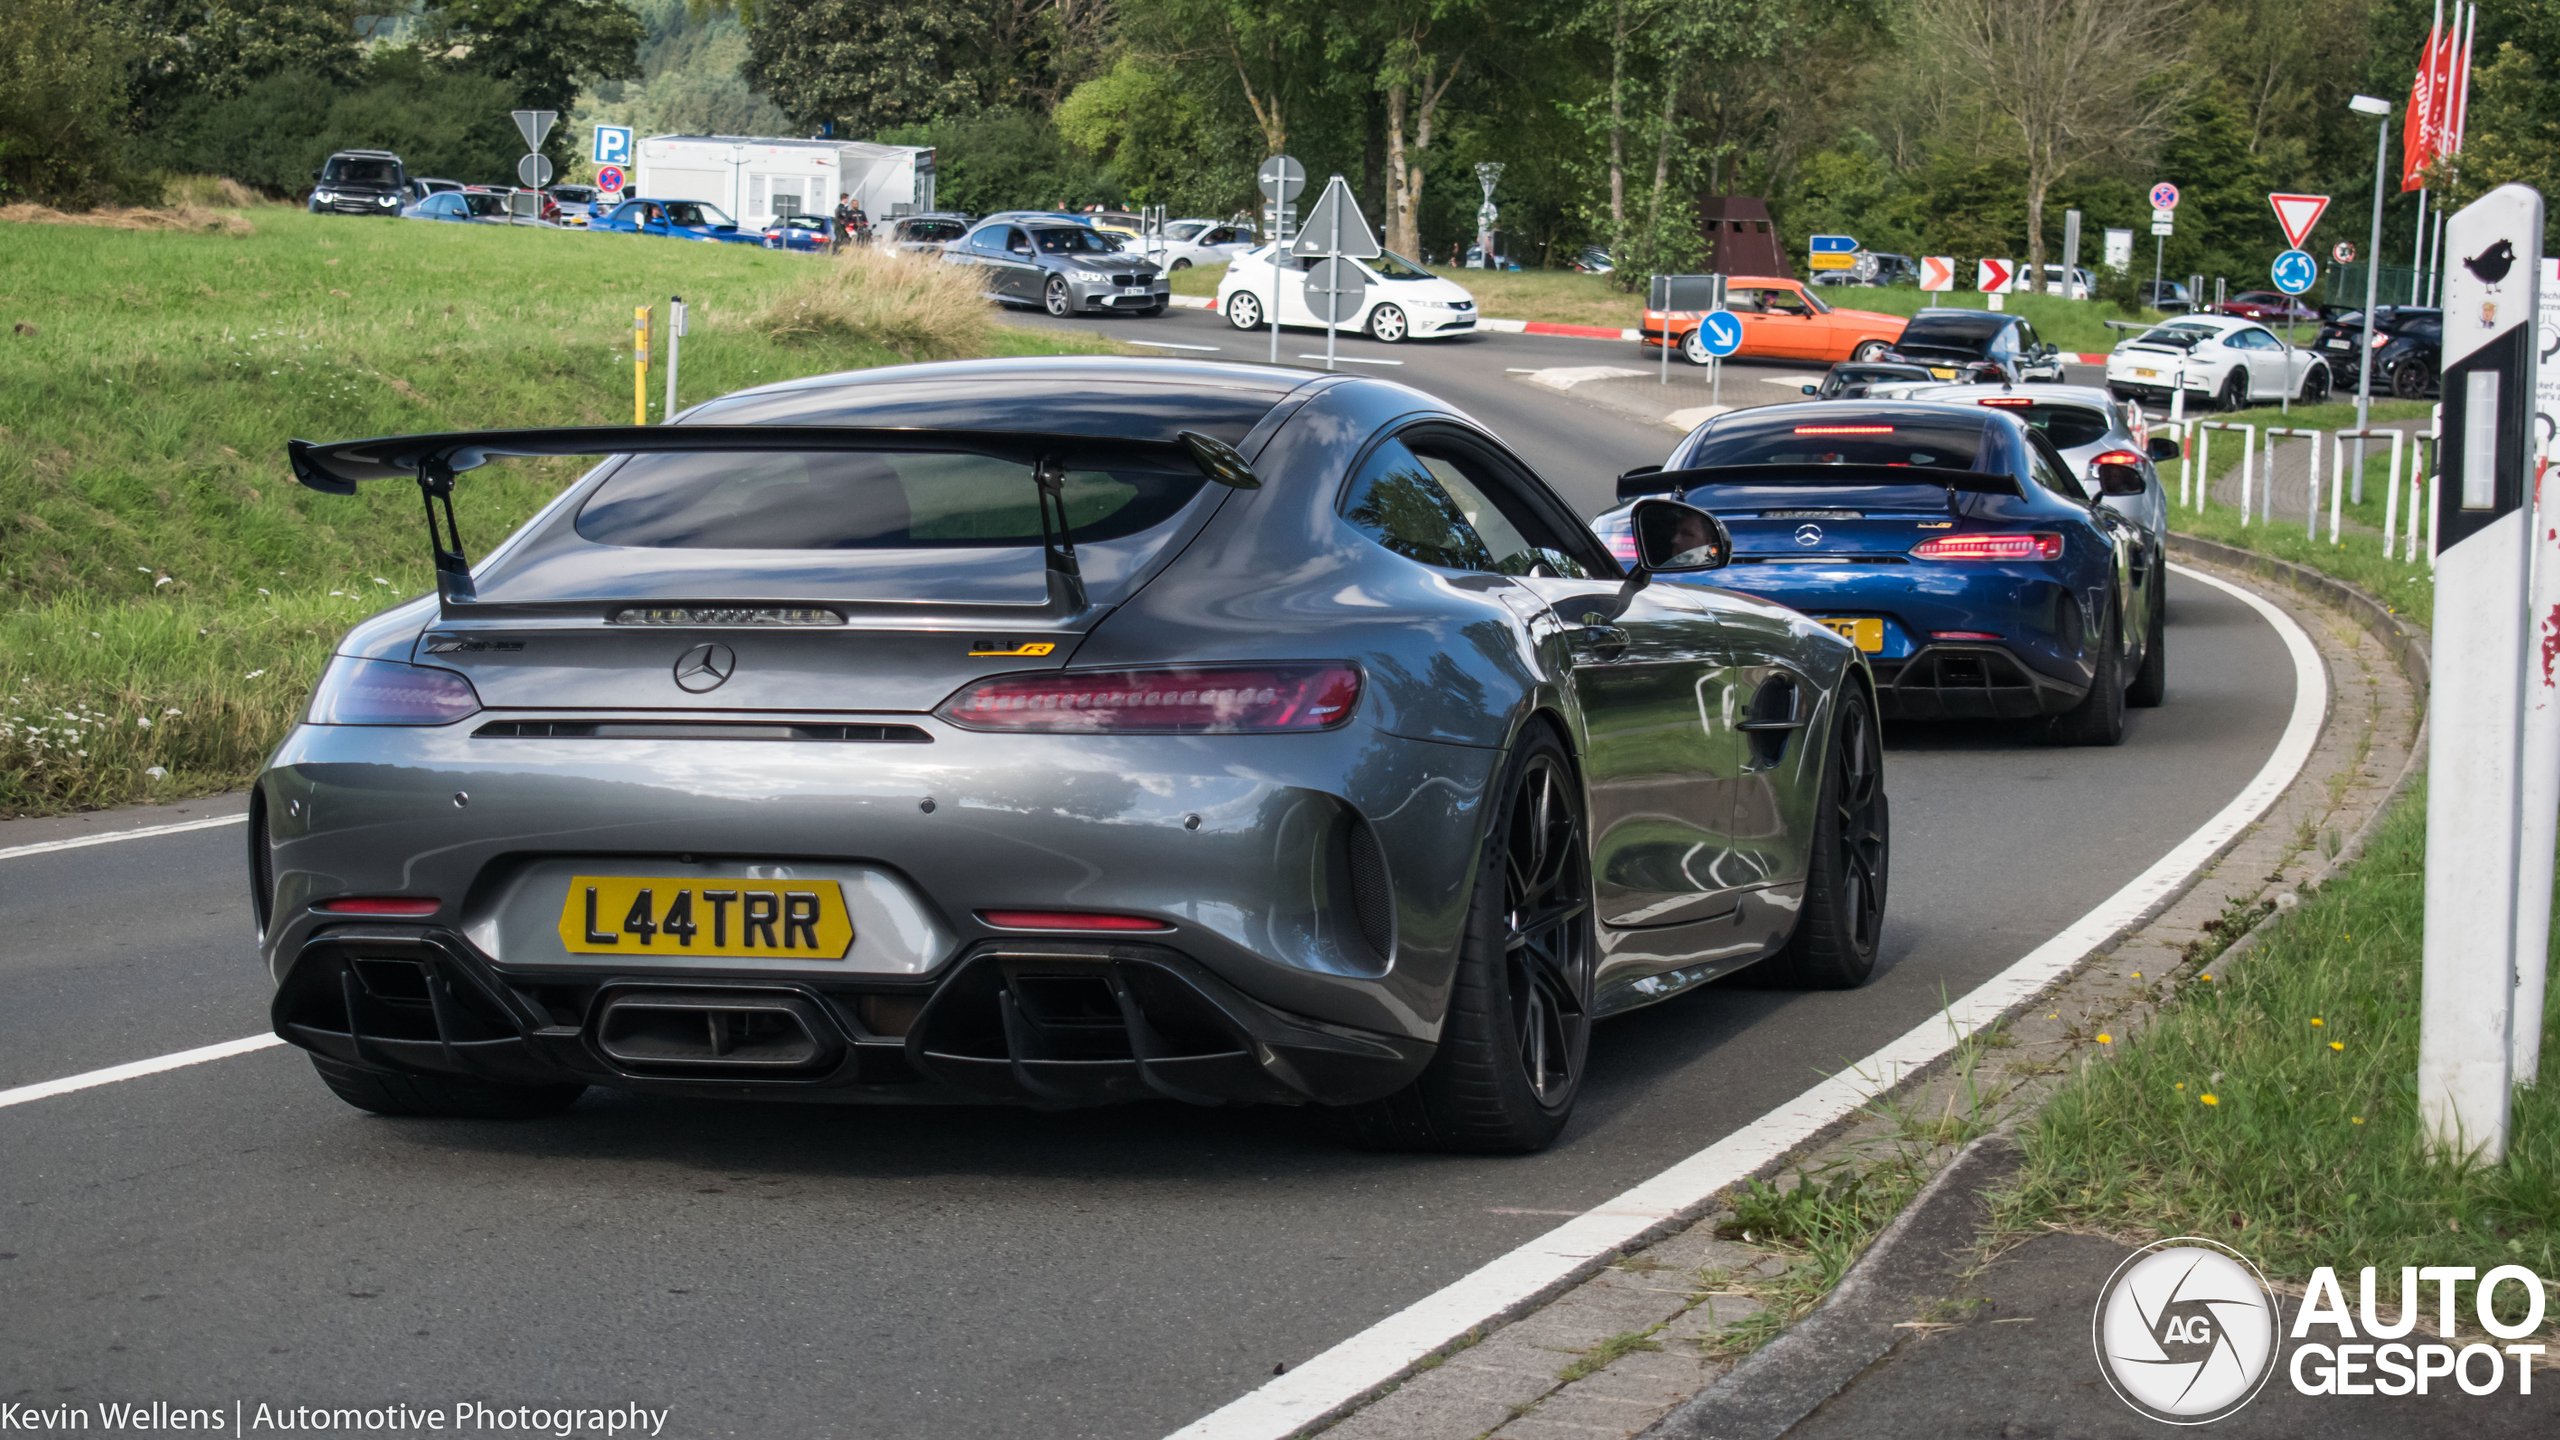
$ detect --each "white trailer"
[633,135,937,229]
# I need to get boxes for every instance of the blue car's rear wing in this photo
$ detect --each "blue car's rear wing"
[1615,463,2023,504]
[286,425,1259,613]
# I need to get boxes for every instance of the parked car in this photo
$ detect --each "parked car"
[884,212,975,254]
[2103,314,2331,409]
[401,177,464,207]
[1148,220,1258,270]
[2139,280,2193,313]
[1798,361,1938,399]
[1218,244,1478,341]
[544,184,602,227]
[590,198,758,244]
[402,190,524,226]
[1597,399,2165,743]
[2025,264,2096,300]
[1642,277,1905,365]
[1463,244,1523,271]
[1879,309,2066,384]
[308,149,407,216]
[1569,246,1614,274]
[269,356,1891,1151]
[760,213,836,252]
[947,217,1170,316]
[2313,306,2441,399]
[2216,291,2318,325]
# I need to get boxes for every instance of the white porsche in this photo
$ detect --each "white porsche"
[1217,245,1480,343]
[2104,314,2332,411]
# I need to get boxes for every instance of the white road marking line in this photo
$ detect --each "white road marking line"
[1129,340,1223,351]
[1517,365,1652,392]
[0,1034,284,1110]
[1164,561,2323,1440]
[1758,374,1827,387]
[1297,355,1404,366]
[0,811,246,861]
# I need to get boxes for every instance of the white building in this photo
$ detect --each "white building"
[633,136,938,228]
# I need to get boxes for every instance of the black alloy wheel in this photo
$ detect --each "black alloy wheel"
[1044,276,1074,317]
[2219,370,2249,412]
[1762,685,1888,988]
[2127,571,2168,708]
[2302,363,2333,403]
[1330,726,1594,1152]
[2391,359,2433,400]
[2051,596,2128,746]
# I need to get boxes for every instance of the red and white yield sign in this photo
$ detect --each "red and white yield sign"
[1919,256,1955,292]
[1976,258,2016,293]
[2269,193,2331,249]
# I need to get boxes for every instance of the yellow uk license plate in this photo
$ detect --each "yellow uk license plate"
[2134,367,2159,378]
[1928,367,1957,379]
[557,876,855,959]
[1820,618,1885,652]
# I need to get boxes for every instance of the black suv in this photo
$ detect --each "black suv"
[308,150,406,216]
[2314,306,2441,399]
[1882,309,2068,384]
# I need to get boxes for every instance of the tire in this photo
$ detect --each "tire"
[1170,258,1192,271]
[2127,572,2167,708]
[1851,339,1890,363]
[1225,291,1264,330]
[1758,684,1888,989]
[2050,596,2128,746]
[2218,370,2248,412]
[1329,725,1594,1153]
[1368,304,1409,343]
[311,1055,585,1120]
[1682,326,1712,366]
[1044,276,1074,318]
[2391,359,2432,400]
[2301,363,2332,404]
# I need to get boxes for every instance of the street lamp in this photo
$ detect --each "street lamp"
[2348,94,2393,502]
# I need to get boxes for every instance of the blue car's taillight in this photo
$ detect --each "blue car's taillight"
[1911,532,2063,561]
[306,657,481,725]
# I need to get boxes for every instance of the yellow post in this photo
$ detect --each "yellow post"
[633,304,650,424]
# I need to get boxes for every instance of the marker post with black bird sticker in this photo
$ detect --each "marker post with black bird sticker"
[2420,183,2544,1164]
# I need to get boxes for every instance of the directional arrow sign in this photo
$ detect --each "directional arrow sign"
[1808,234,1857,253]
[2269,193,2330,250]
[1919,256,1955,292]
[1977,258,2015,293]
[2271,248,2318,295]
[1693,310,1743,357]
[1289,175,1381,260]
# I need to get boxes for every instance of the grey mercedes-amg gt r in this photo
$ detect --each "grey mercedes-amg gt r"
[260,357,1889,1152]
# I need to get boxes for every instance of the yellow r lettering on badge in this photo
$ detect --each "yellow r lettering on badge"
[968,642,1056,657]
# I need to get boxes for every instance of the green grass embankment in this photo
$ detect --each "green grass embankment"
[0,209,1112,815]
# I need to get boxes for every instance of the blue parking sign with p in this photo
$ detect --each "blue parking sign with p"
[593,127,633,165]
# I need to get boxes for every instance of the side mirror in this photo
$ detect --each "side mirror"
[2145,436,2181,462]
[310,170,322,181]
[1801,384,1819,395]
[2094,462,2147,498]
[1629,498,1730,573]
[1614,464,1676,502]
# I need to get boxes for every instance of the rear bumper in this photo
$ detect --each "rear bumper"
[274,925,1431,1107]
[1874,643,2087,719]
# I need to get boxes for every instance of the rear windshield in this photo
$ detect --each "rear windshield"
[324,157,399,186]
[1896,314,2004,354]
[1686,415,1988,470]
[901,219,967,242]
[1979,402,2111,449]
[575,449,1209,550]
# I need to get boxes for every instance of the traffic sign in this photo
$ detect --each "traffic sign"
[1809,234,1856,252]
[1809,252,1858,271]
[2269,193,2330,250]
[1976,258,2016,293]
[517,153,555,188]
[1306,257,1366,324]
[2149,182,2181,211]
[512,110,557,154]
[592,126,633,165]
[1257,155,1306,204]
[2271,248,2318,294]
[1693,310,1743,357]
[2334,241,2357,264]
[2152,220,2175,236]
[1289,175,1380,259]
[1918,256,1955,292]
[2150,207,2176,225]
[595,165,625,194]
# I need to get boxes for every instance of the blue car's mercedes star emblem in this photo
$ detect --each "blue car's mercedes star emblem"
[673,642,736,693]
[1794,523,1824,547]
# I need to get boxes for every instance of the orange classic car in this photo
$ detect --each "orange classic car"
[1640,276,1906,365]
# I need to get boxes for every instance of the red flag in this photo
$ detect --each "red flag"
[2403,23,2442,190]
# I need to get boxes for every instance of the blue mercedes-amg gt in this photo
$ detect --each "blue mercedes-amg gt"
[1594,401,2163,745]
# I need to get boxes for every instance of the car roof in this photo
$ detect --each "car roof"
[681,356,1327,445]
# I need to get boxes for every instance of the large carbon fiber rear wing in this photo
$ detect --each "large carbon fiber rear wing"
[286,425,1259,612]
[1614,462,2023,505]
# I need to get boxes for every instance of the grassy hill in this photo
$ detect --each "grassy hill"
[0,206,1108,815]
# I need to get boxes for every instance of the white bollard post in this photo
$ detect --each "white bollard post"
[2419,184,2543,1163]
[2189,427,2207,511]
[2512,254,2560,1089]
[2239,426,2255,522]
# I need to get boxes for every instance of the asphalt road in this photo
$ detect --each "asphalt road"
[0,318,2297,1439]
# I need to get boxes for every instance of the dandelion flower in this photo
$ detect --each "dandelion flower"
[2132,972,2143,980]
[2096,1033,2113,1044]
[2200,1094,2219,1106]
[2200,974,2213,981]
[2175,1082,2185,1090]
[2352,1116,2365,1125]
[2310,1018,2324,1026]
[2329,1041,2344,1051]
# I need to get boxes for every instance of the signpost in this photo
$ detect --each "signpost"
[1693,309,1742,409]
[2419,184,2546,1164]
[2149,182,2179,307]
[1290,174,1381,372]
[593,125,633,167]
[2518,253,2560,1092]
[1808,234,1858,272]
[595,164,624,196]
[1918,256,1955,292]
[1648,274,1725,386]
[1257,156,1307,363]
[512,110,556,224]
[663,296,686,423]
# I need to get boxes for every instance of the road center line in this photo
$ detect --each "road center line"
[0,811,246,861]
[1165,561,2324,1440]
[0,1034,284,1110]
[1128,340,1223,351]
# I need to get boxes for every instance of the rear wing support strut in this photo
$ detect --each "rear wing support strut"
[415,456,478,606]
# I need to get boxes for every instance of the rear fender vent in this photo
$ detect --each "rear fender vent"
[1343,816,1395,961]
[248,787,276,936]
[1742,677,1802,769]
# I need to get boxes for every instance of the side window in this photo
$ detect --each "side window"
[1411,441,1597,579]
[1005,227,1031,253]
[2026,435,2088,503]
[2014,322,2040,353]
[1340,439,1498,572]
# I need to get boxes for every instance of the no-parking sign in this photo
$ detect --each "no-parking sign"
[595,165,625,194]
[2149,182,2180,211]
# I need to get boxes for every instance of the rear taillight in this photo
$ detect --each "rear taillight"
[1930,630,2004,641]
[1977,396,2032,406]
[314,896,442,916]
[306,657,481,725]
[2090,449,2145,468]
[977,910,1174,932]
[1910,533,2063,561]
[937,664,1361,734]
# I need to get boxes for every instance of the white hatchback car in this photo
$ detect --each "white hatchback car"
[1217,245,1479,342]
[2104,314,2332,411]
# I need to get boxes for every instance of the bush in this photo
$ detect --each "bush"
[876,109,1108,216]
[757,247,992,360]
[140,52,525,197]
[0,0,141,207]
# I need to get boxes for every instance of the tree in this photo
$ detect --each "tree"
[1911,0,2193,291]
[1366,0,1493,257]
[425,0,646,117]
[1,0,136,206]
[120,1,367,120]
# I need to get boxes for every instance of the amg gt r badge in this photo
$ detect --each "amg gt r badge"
[672,642,736,693]
[1794,524,1824,546]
